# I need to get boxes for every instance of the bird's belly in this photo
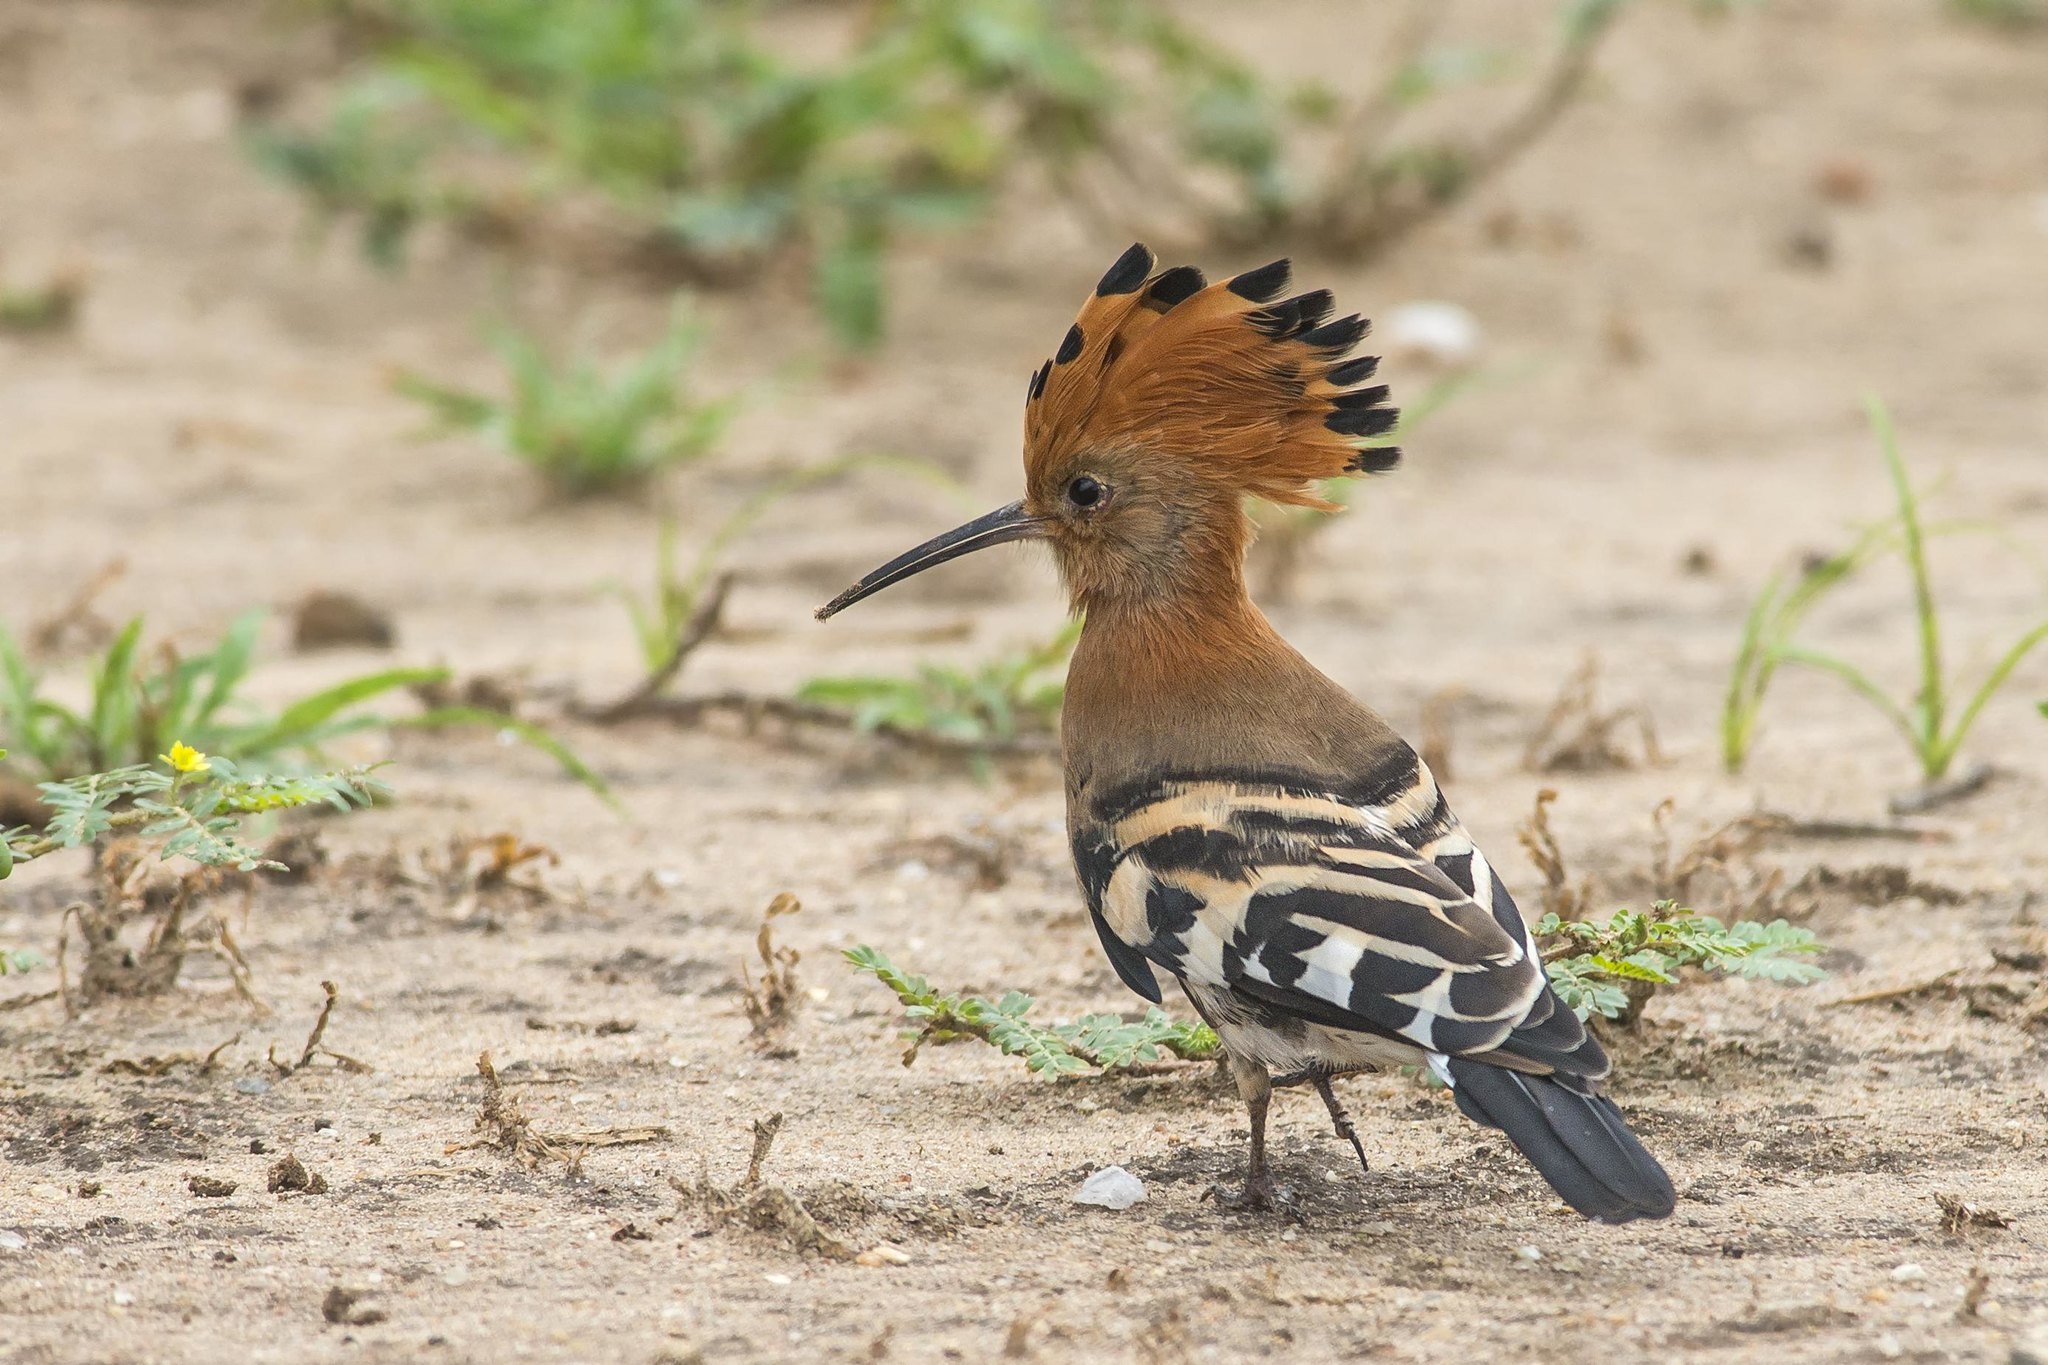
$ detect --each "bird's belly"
[1180,980,1426,1075]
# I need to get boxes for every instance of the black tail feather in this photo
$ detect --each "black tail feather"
[1446,1060,1675,1224]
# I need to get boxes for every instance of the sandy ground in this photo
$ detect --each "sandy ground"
[3,0,2048,1361]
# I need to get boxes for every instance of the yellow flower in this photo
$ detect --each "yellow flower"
[163,742,211,774]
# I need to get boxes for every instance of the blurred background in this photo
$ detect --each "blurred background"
[3,0,2045,839]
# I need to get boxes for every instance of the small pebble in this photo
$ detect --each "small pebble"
[1383,301,1481,367]
[441,1266,470,1287]
[111,1289,135,1307]
[1516,1246,1543,1264]
[1073,1166,1146,1211]
[855,1245,910,1267]
[764,1273,793,1286]
[0,1231,28,1251]
[30,1183,62,1201]
[1890,1263,1926,1284]
[233,1077,271,1095]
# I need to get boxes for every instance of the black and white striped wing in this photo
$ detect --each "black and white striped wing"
[1075,777,1584,1067]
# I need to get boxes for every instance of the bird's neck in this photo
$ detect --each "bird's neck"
[1069,574,1279,700]
[1061,571,1401,798]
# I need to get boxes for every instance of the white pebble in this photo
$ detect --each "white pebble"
[1384,301,1481,367]
[1073,1166,1146,1211]
[111,1289,136,1306]
[1890,1263,1926,1284]
[1516,1245,1543,1264]
[764,1273,793,1286]
[0,1231,27,1251]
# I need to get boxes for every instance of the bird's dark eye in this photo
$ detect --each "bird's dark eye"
[1066,475,1106,509]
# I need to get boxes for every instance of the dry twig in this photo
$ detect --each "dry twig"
[744,1111,784,1188]
[669,1111,853,1260]
[450,1050,669,1165]
[1522,654,1662,773]
[741,893,803,1050]
[1937,1193,2012,1237]
[589,572,735,723]
[1517,788,1589,921]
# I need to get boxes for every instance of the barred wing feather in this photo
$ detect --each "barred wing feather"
[1081,777,1586,1069]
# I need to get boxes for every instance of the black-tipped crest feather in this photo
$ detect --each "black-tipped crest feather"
[1096,242,1154,295]
[1228,258,1292,302]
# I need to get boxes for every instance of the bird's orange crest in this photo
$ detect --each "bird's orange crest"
[1023,243,1399,511]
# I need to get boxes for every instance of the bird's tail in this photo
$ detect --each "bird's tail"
[1443,1058,1675,1224]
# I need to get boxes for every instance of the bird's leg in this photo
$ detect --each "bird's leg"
[1206,1055,1294,1214]
[1312,1074,1369,1175]
[1242,1081,1274,1207]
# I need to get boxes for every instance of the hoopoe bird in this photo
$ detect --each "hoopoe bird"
[817,244,1675,1222]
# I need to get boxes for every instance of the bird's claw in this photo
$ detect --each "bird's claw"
[1204,1176,1303,1221]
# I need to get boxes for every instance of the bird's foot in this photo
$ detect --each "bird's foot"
[1204,1174,1302,1220]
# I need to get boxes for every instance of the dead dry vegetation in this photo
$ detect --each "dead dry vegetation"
[4,1,2048,1363]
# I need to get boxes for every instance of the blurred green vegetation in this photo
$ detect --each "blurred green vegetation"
[254,0,1633,346]
[797,617,1078,751]
[0,613,615,806]
[397,304,740,496]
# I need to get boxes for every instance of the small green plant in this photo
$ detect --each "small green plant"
[264,0,1640,345]
[1948,0,2046,28]
[1537,901,1825,1025]
[1,743,381,883]
[398,305,740,496]
[1,743,382,1006]
[0,613,615,806]
[1721,521,1899,774]
[0,267,84,334]
[845,945,1217,1076]
[613,454,953,678]
[797,620,1080,750]
[0,612,441,784]
[1722,398,2048,779]
[244,76,437,268]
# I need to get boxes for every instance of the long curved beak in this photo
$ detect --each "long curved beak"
[815,500,1048,620]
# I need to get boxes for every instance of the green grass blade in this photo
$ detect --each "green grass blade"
[238,667,453,758]
[393,370,498,433]
[1865,396,1945,747]
[1772,642,1924,761]
[1722,570,1784,772]
[404,705,621,813]
[193,610,266,731]
[1934,620,2048,776]
[87,617,146,770]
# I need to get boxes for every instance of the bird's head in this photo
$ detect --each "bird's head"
[816,243,1398,622]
